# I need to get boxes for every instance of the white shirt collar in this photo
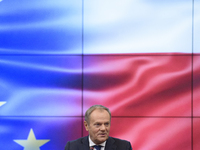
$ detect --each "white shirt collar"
[88,136,106,147]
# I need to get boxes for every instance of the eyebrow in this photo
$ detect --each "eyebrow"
[94,121,110,124]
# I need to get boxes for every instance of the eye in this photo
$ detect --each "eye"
[95,123,101,127]
[105,123,109,126]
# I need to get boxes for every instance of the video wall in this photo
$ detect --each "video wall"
[0,0,199,150]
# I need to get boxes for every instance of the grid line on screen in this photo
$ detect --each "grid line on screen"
[81,0,84,138]
[191,1,194,149]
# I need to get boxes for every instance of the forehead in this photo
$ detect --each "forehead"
[89,109,110,122]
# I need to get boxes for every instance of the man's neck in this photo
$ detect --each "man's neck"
[88,136,106,147]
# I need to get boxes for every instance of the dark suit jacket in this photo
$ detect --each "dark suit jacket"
[65,136,132,150]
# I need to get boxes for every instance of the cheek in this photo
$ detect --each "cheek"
[95,128,100,133]
[106,127,110,131]
[91,127,99,134]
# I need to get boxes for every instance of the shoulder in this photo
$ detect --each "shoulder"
[107,137,132,150]
[65,136,89,150]
[109,136,130,143]
[68,136,87,144]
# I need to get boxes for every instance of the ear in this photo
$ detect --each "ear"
[84,121,89,131]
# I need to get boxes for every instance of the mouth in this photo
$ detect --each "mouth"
[98,133,107,137]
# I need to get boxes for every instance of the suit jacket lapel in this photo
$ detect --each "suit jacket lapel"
[81,136,90,150]
[105,137,117,150]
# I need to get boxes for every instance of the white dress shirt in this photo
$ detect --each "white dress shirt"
[89,136,106,150]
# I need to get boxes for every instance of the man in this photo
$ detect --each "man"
[65,105,132,150]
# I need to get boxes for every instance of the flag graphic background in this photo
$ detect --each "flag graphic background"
[0,0,199,150]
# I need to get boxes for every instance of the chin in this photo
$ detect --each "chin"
[96,137,106,143]
[100,137,108,141]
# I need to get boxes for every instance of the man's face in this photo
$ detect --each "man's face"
[84,109,111,145]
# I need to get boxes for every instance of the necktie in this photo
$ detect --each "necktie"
[93,145,102,150]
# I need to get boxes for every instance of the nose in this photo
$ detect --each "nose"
[100,124,106,131]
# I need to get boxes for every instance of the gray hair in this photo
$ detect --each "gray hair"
[85,105,111,124]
